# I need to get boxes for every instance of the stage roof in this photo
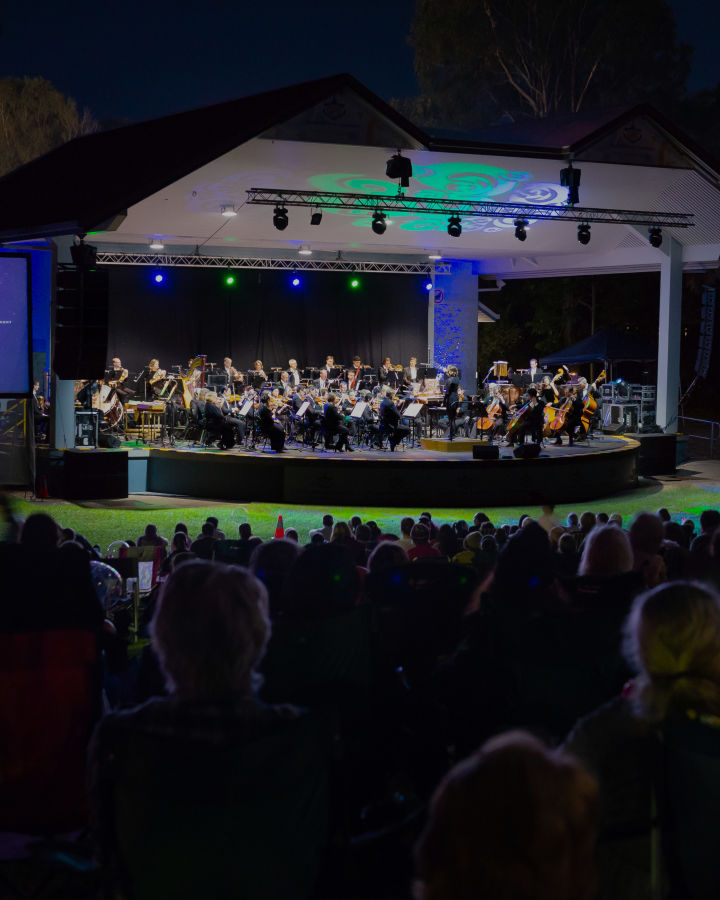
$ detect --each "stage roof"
[1,73,719,279]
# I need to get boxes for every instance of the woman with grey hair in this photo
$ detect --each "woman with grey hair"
[88,560,330,899]
[564,581,720,899]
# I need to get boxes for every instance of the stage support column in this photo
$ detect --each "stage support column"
[656,236,683,431]
[432,262,477,392]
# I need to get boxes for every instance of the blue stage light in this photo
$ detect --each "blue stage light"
[291,276,301,287]
[154,273,164,283]
[425,281,433,291]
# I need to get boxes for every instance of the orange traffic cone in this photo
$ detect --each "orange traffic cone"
[274,515,284,539]
[36,476,49,500]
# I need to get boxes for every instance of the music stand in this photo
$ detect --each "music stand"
[403,401,424,448]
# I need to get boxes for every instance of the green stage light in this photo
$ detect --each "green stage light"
[225,275,235,285]
[350,277,360,289]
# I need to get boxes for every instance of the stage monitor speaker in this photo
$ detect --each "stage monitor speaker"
[472,444,500,460]
[627,433,677,476]
[513,443,541,459]
[54,267,109,380]
[602,422,626,435]
[62,449,128,500]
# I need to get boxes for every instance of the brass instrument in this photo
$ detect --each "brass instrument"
[149,368,166,385]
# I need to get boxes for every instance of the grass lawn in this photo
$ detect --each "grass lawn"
[7,474,720,551]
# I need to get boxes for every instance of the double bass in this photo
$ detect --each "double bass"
[580,370,606,433]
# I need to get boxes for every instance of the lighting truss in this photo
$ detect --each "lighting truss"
[94,251,445,275]
[246,188,694,229]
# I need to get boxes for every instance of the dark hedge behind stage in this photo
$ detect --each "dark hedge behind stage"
[108,266,429,374]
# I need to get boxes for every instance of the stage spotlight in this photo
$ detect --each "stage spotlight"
[514,218,528,241]
[154,273,164,284]
[425,281,433,291]
[649,226,663,248]
[560,161,581,205]
[371,210,387,235]
[386,152,412,188]
[298,246,312,255]
[273,205,289,230]
[221,205,237,217]
[291,276,301,287]
[225,275,235,285]
[310,210,323,226]
[447,215,462,237]
[577,223,591,245]
[428,251,442,260]
[149,238,164,251]
[350,277,360,289]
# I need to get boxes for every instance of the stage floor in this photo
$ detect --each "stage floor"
[107,433,640,507]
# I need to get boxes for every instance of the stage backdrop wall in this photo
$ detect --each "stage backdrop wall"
[107,267,429,377]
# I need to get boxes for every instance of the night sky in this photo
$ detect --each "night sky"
[2,0,719,125]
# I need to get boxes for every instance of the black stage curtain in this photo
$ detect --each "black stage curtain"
[107,267,428,375]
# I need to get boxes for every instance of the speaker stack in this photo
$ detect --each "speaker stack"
[54,265,109,380]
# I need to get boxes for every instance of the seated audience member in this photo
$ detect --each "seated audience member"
[414,731,599,900]
[566,511,580,532]
[657,507,671,523]
[419,512,439,540]
[137,523,168,549]
[367,541,408,574]
[564,581,720,900]
[435,523,459,559]
[609,513,623,527]
[548,525,565,549]
[629,512,667,587]
[577,524,634,578]
[536,502,560,534]
[329,520,365,565]
[396,516,415,551]
[205,516,225,540]
[60,526,76,544]
[555,532,579,576]
[452,531,483,566]
[189,522,217,560]
[596,512,609,524]
[408,523,442,561]
[700,508,720,536]
[249,538,302,617]
[285,528,299,543]
[310,514,334,541]
[174,522,188,537]
[468,512,490,533]
[88,561,328,900]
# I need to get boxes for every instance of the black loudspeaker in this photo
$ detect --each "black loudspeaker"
[54,267,109,380]
[627,433,677,476]
[513,443,542,459]
[472,444,500,460]
[98,432,122,448]
[62,449,128,500]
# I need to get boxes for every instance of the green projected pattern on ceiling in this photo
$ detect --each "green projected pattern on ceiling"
[307,163,569,233]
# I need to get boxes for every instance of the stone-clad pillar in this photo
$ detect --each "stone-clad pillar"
[431,262,477,393]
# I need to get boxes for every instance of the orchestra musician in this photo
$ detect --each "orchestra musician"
[539,375,559,406]
[107,357,131,401]
[314,369,330,392]
[221,357,243,386]
[325,355,341,379]
[249,360,267,389]
[442,365,461,438]
[378,357,398,389]
[347,356,365,391]
[511,387,545,445]
[147,358,167,397]
[379,387,410,451]
[287,359,301,387]
[485,383,509,444]
[258,393,285,452]
[528,358,541,383]
[219,387,246,443]
[323,393,353,452]
[553,386,584,447]
[278,371,293,396]
[403,356,420,388]
[204,392,235,450]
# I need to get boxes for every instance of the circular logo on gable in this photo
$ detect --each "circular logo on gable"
[434,288,444,304]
